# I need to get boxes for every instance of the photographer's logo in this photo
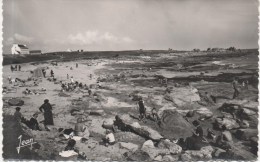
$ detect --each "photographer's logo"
[16,135,37,154]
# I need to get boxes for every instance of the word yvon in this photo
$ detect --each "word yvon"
[16,135,37,154]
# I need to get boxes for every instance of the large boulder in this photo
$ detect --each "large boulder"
[164,86,200,107]
[157,106,177,119]
[141,140,182,160]
[158,110,193,139]
[243,101,258,112]
[115,114,163,141]
[8,98,24,106]
[185,135,210,150]
[157,139,182,154]
[234,129,258,140]
[221,100,258,113]
[194,107,213,120]
[89,110,105,116]
[213,148,226,158]
[127,150,151,161]
[131,125,163,141]
[215,117,240,130]
[180,146,214,161]
[162,155,179,161]
[226,142,257,160]
[119,142,138,152]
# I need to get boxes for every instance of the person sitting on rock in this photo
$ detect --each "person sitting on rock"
[192,120,208,143]
[147,108,159,122]
[74,117,89,143]
[192,120,204,138]
[207,128,217,141]
[102,129,116,146]
[29,113,41,131]
[216,125,233,150]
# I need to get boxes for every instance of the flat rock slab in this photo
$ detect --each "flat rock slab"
[164,86,200,107]
[89,110,105,116]
[119,142,138,152]
[115,114,163,141]
[234,129,258,140]
[181,146,214,161]
[8,98,24,106]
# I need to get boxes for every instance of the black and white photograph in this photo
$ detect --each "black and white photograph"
[2,0,259,161]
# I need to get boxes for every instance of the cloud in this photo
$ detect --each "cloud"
[67,30,134,45]
[5,37,14,45]
[14,33,34,43]
[5,33,34,45]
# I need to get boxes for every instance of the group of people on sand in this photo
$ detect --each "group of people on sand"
[232,77,250,99]
[10,64,22,72]
[136,97,160,122]
[14,99,54,131]
[60,78,89,92]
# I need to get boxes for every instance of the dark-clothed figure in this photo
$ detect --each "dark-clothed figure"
[192,120,204,138]
[151,108,159,121]
[232,78,239,99]
[65,139,78,152]
[39,99,54,125]
[88,89,92,96]
[76,63,78,68]
[29,113,41,131]
[50,70,54,77]
[138,98,146,120]
[14,107,22,122]
[42,69,46,78]
[18,65,21,71]
[11,65,14,72]
[245,80,249,90]
[15,65,18,71]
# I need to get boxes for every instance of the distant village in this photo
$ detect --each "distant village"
[11,43,240,56]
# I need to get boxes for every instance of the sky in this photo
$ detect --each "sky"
[2,0,259,53]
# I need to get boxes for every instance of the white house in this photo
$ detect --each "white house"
[11,44,30,54]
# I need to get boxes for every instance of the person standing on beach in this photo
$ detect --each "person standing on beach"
[14,107,23,123]
[42,69,46,78]
[18,65,21,71]
[138,98,146,120]
[50,70,54,77]
[39,99,54,126]
[232,77,239,99]
[10,65,14,72]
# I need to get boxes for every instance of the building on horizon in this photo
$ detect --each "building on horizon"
[30,50,42,55]
[11,44,30,54]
